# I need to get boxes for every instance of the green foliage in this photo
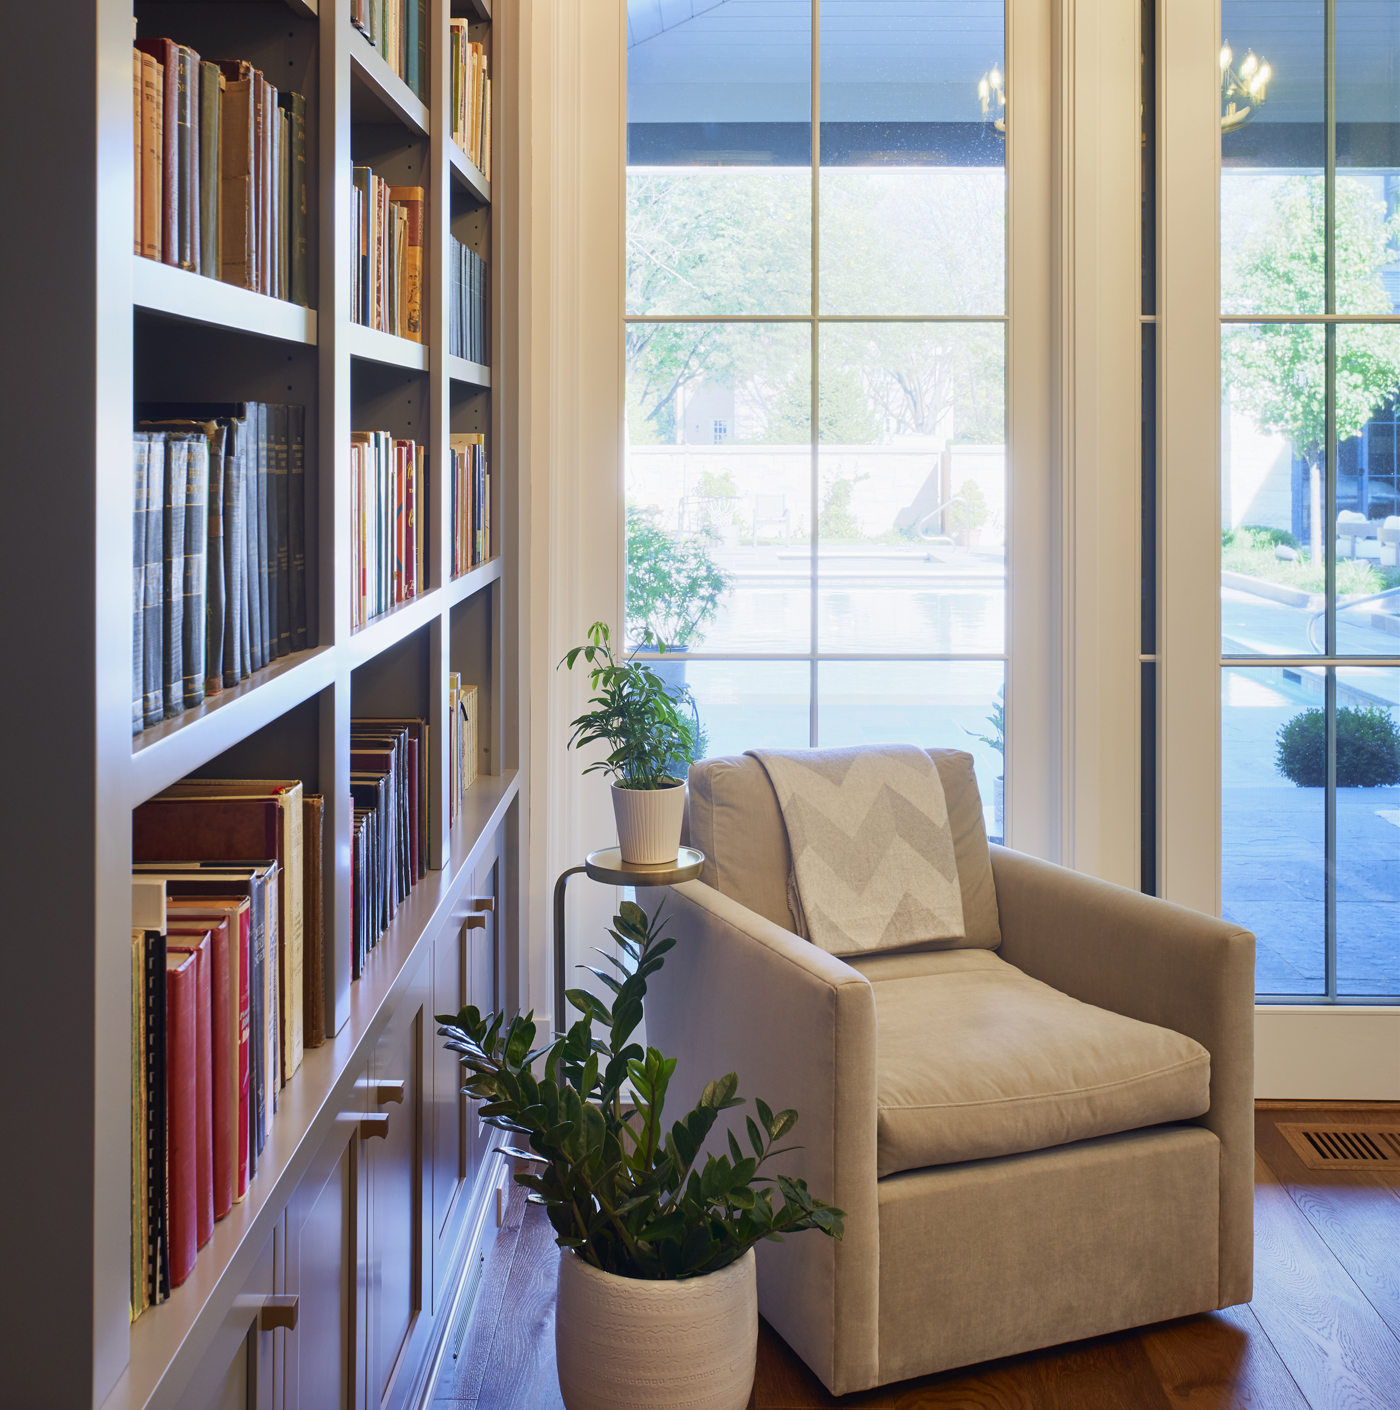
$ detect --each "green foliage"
[965,685,1005,756]
[625,505,733,649]
[1221,535,1399,595]
[817,472,869,542]
[1275,705,1400,787]
[1223,524,1300,552]
[948,479,989,533]
[696,469,739,499]
[436,899,845,1281]
[561,622,703,790]
[1223,176,1400,471]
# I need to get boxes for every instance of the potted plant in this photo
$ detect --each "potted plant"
[437,899,844,1410]
[966,684,1005,839]
[562,621,701,864]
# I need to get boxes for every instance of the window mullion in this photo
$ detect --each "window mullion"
[810,0,821,746]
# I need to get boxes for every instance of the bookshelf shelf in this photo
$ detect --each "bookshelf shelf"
[447,142,490,202]
[285,0,319,17]
[448,555,501,607]
[129,647,336,805]
[447,353,490,387]
[348,36,430,135]
[133,258,318,346]
[110,771,518,1410]
[347,587,445,666]
[347,320,430,370]
[454,0,493,21]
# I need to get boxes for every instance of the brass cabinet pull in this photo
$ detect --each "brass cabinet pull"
[360,1113,390,1140]
[374,1079,405,1106]
[471,897,495,913]
[463,913,487,930]
[260,1295,298,1331]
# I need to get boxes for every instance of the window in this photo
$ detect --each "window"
[625,0,1009,839]
[1219,1,1400,999]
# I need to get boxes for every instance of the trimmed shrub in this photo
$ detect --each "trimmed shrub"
[1275,705,1400,787]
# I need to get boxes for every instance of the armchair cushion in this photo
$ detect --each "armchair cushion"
[855,949,1211,1177]
[688,748,1000,948]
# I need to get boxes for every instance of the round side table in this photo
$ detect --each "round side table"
[553,847,704,1035]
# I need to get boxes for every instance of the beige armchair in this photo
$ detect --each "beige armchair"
[646,751,1255,1396]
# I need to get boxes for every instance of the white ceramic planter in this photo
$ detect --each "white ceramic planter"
[555,1249,757,1410]
[611,779,687,865]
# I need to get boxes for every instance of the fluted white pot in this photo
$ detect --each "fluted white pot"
[555,1250,757,1410]
[611,779,687,865]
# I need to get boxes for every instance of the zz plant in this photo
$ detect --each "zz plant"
[436,899,845,1280]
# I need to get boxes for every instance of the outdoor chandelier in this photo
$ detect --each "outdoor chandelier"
[1220,42,1271,131]
[978,65,1006,135]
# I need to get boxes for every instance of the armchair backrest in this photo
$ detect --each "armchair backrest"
[684,749,1002,951]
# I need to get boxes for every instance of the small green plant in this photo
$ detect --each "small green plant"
[1275,704,1400,787]
[965,685,1005,757]
[696,469,739,500]
[561,622,702,789]
[626,504,733,649]
[817,472,868,542]
[437,899,845,1280]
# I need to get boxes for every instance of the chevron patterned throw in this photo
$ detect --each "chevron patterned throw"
[749,744,966,957]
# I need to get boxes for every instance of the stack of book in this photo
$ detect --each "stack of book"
[450,433,490,576]
[351,0,428,101]
[350,431,427,629]
[133,404,311,736]
[352,173,423,341]
[448,674,478,826]
[448,236,487,364]
[133,37,308,304]
[449,21,491,177]
[130,785,326,1314]
[351,719,429,976]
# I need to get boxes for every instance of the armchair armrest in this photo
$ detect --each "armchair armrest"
[646,879,880,1395]
[990,844,1255,1306]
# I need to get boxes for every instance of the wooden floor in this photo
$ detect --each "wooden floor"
[434,1104,1400,1409]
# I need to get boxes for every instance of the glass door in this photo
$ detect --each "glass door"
[1219,0,1400,1000]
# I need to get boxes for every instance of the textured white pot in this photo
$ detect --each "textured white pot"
[611,779,687,865]
[555,1249,757,1410]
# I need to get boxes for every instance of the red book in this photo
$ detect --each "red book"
[134,38,179,266]
[170,914,232,1218]
[167,930,214,1249]
[165,948,199,1287]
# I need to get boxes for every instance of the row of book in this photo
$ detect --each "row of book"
[449,236,488,364]
[450,433,491,577]
[130,780,325,1311]
[448,675,479,828]
[352,172,424,342]
[352,0,428,102]
[133,404,311,735]
[450,21,491,177]
[351,431,428,629]
[352,719,430,977]
[133,37,308,304]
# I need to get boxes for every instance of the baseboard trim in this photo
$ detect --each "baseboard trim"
[1255,1006,1400,1100]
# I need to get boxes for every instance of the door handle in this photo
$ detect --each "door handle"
[359,1113,390,1140]
[470,897,495,913]
[260,1295,299,1331]
[463,913,486,930]
[373,1079,405,1106]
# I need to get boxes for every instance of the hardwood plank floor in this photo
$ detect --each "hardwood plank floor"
[438,1104,1400,1409]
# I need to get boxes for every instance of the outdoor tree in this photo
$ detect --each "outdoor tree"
[1223,175,1400,565]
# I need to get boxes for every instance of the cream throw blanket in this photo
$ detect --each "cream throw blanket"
[748,745,966,957]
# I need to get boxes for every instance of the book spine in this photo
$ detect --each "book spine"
[162,436,186,720]
[156,42,177,265]
[222,418,246,686]
[284,93,308,308]
[133,437,147,735]
[176,47,194,271]
[206,921,232,1219]
[273,404,291,657]
[289,405,307,650]
[278,103,290,302]
[130,931,146,1319]
[205,425,226,697]
[142,437,165,727]
[220,78,255,289]
[258,402,275,663]
[199,62,221,279]
[182,436,209,710]
[245,405,264,672]
[303,795,325,1047]
[133,51,142,254]
[141,55,162,261]
[142,932,168,1305]
[235,906,250,1200]
[249,874,265,1163]
[165,935,214,1249]
[165,953,198,1288]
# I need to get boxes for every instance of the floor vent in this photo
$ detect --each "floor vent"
[452,1252,487,1360]
[1276,1122,1400,1171]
